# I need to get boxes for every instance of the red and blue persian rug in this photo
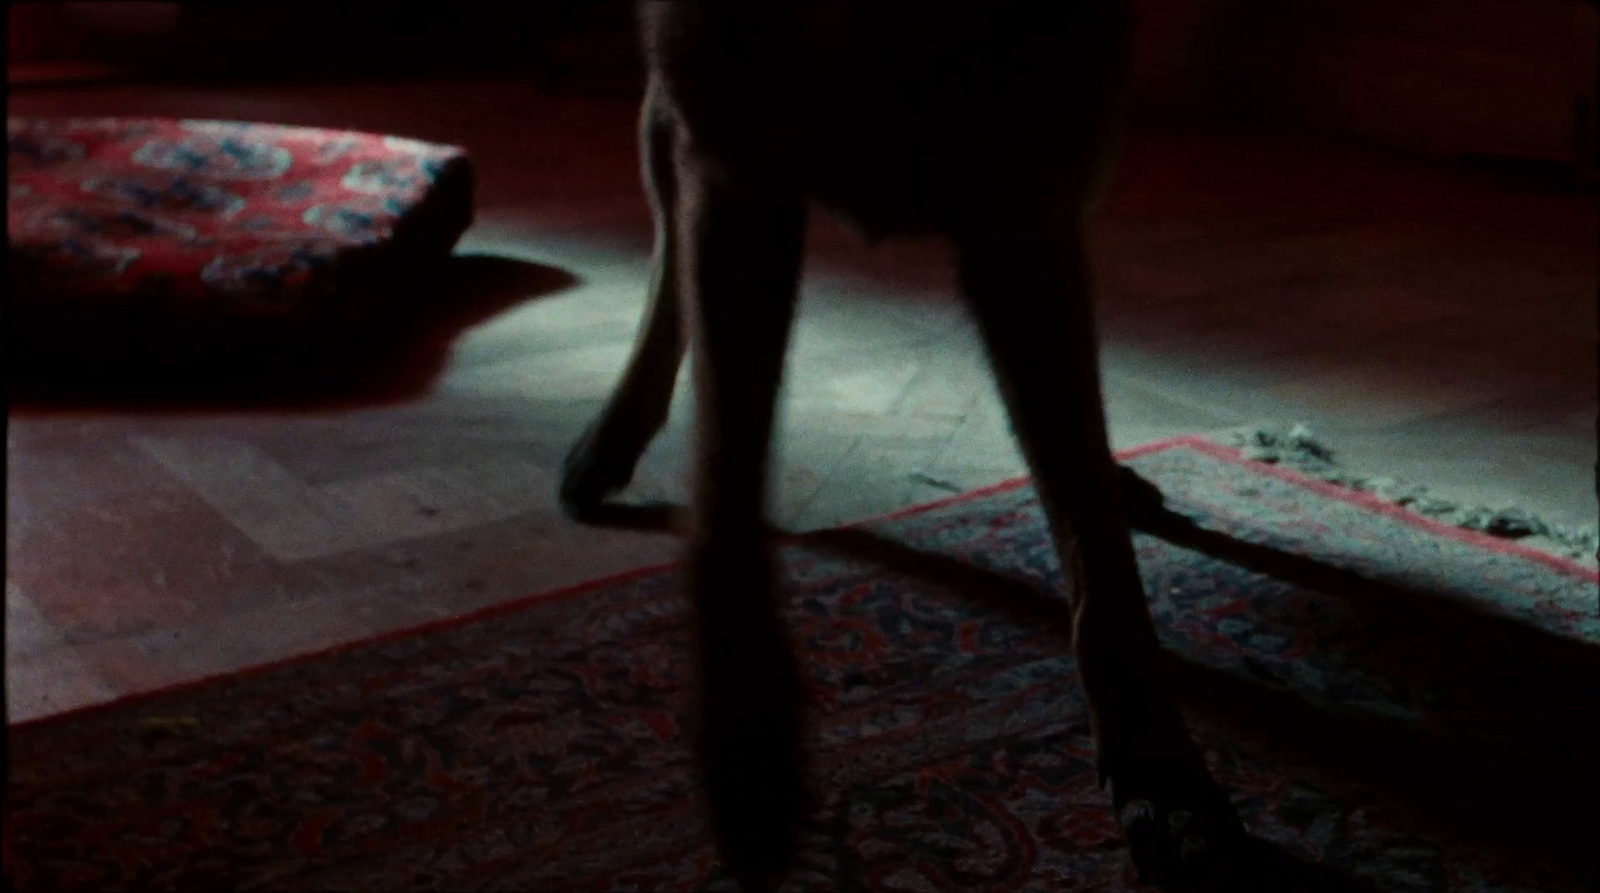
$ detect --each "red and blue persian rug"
[5,436,1597,892]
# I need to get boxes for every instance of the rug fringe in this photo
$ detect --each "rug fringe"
[1215,422,1600,566]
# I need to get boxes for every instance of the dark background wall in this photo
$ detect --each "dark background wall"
[12,1,1599,171]
[163,3,640,82]
[1130,0,1597,167]
[12,3,641,85]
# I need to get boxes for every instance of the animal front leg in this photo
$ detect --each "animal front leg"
[674,144,812,892]
[957,219,1244,888]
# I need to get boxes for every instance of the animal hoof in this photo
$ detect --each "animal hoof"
[694,626,811,890]
[703,737,809,891]
[559,421,640,519]
[1108,761,1245,890]
[1118,464,1167,526]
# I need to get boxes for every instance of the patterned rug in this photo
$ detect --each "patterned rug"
[6,437,1598,892]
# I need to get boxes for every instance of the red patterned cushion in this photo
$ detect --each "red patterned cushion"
[7,117,474,359]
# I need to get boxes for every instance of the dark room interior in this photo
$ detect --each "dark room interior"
[6,2,1599,891]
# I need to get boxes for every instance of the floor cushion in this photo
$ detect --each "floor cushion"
[6,117,474,368]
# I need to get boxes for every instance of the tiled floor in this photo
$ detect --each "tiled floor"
[6,77,1597,722]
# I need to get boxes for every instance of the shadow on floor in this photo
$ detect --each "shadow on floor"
[568,489,1600,891]
[808,520,1599,890]
[7,253,577,413]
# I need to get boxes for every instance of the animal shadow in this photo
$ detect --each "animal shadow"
[572,485,1599,891]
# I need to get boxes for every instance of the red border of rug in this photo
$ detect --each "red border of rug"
[11,434,1595,732]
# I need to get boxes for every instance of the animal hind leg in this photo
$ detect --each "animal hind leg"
[956,212,1243,888]
[561,83,688,518]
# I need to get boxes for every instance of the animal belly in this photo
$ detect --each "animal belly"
[802,133,943,241]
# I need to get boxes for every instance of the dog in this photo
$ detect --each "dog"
[560,3,1243,889]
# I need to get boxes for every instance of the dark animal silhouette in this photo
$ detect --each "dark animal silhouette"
[562,3,1244,888]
